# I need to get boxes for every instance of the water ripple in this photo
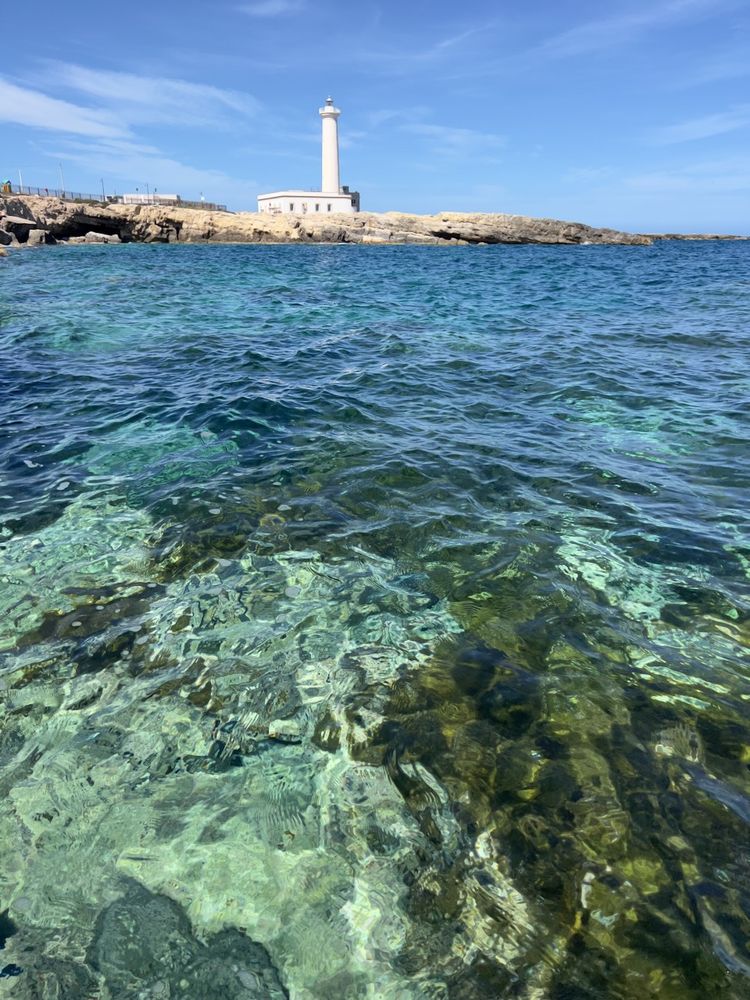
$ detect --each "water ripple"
[1,241,749,998]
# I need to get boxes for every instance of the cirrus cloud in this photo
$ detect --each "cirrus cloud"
[0,77,127,138]
[236,0,305,16]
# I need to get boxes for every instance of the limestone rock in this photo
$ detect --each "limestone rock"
[0,228,11,245]
[25,228,50,246]
[644,232,747,241]
[0,198,35,220]
[0,216,36,243]
[83,231,121,244]
[1,193,654,246]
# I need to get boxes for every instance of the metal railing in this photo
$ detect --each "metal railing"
[4,184,108,204]
[2,185,229,213]
[173,198,229,212]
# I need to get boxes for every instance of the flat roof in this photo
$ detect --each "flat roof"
[257,190,352,199]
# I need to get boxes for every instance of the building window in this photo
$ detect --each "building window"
[289,203,294,211]
[315,204,319,211]
[327,204,332,212]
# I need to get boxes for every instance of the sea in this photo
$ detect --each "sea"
[0,240,748,999]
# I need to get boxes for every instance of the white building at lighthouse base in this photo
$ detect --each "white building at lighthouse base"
[257,97,360,216]
[257,189,358,215]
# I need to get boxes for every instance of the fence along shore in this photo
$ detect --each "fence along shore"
[2,183,228,213]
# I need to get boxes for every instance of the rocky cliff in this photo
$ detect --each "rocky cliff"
[1,195,652,247]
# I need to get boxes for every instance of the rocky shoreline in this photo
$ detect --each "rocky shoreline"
[644,232,747,241]
[2,194,655,247]
[1,195,746,251]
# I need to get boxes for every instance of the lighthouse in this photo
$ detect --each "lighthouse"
[257,97,360,215]
[320,97,341,194]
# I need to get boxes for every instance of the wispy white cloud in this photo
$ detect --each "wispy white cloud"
[339,130,368,150]
[678,46,750,86]
[403,122,505,157]
[4,62,261,206]
[236,0,304,16]
[39,62,260,128]
[651,104,750,142]
[564,166,615,184]
[625,156,750,192]
[423,26,489,58]
[366,107,430,128]
[350,0,730,84]
[49,136,259,204]
[357,23,496,74]
[533,0,730,59]
[0,77,127,138]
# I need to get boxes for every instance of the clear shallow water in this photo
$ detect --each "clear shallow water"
[0,241,749,999]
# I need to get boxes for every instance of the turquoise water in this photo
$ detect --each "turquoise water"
[0,241,749,999]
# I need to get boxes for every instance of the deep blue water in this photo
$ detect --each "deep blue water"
[0,241,749,999]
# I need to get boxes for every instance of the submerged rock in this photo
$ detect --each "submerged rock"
[89,881,288,999]
[0,494,156,652]
[0,536,472,998]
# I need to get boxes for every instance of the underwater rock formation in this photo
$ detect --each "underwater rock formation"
[89,881,289,999]
[2,246,750,998]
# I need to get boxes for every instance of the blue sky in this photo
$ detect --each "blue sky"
[1,0,748,231]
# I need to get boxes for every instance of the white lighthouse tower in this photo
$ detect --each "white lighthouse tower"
[320,96,341,194]
[257,97,360,215]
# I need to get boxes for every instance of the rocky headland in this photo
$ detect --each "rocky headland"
[644,232,748,241]
[1,194,654,247]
